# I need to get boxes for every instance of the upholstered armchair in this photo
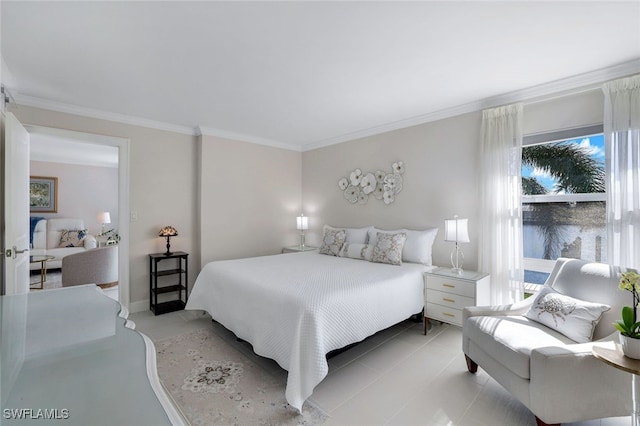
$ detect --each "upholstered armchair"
[62,245,118,288]
[463,258,632,426]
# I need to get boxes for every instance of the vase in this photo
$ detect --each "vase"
[619,333,640,359]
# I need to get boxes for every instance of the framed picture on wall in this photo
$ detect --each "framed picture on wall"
[30,176,58,213]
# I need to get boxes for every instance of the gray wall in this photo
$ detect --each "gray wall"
[30,160,118,236]
[8,86,608,306]
[302,88,606,271]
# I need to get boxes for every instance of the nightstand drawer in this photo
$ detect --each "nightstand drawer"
[425,275,475,298]
[425,302,462,326]
[426,288,474,310]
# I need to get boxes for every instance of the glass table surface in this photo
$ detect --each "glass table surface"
[0,286,183,425]
[29,255,55,263]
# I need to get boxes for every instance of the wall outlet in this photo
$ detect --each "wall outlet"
[130,211,138,222]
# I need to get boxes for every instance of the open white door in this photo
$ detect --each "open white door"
[4,112,30,295]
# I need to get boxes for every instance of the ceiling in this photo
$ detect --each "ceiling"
[3,1,640,151]
[28,127,119,168]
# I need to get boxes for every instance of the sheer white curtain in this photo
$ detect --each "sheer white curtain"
[604,74,640,269]
[479,104,525,304]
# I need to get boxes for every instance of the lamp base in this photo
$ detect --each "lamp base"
[450,244,464,274]
[164,236,172,256]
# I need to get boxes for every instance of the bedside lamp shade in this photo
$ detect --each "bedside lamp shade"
[159,226,178,256]
[296,214,308,231]
[444,216,469,274]
[444,217,469,243]
[296,214,308,248]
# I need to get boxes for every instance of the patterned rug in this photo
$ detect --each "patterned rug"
[155,327,327,426]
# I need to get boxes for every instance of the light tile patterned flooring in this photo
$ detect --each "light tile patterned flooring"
[130,310,630,426]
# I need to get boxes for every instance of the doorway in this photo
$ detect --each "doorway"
[25,125,130,309]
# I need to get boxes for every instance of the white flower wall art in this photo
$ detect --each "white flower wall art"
[338,161,405,205]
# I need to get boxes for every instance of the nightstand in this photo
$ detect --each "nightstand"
[282,246,318,253]
[424,267,490,334]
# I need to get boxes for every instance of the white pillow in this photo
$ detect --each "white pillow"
[370,232,407,266]
[324,225,371,244]
[401,228,438,265]
[524,287,610,343]
[339,243,372,260]
[367,227,438,265]
[319,227,346,256]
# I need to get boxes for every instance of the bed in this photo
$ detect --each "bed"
[186,226,437,411]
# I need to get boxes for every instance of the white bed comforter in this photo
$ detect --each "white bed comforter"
[186,251,428,411]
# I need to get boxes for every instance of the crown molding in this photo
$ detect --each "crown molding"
[11,59,640,152]
[13,93,197,136]
[301,59,640,152]
[197,126,301,152]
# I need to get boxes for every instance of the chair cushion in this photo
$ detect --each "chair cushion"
[466,315,575,379]
[524,287,610,343]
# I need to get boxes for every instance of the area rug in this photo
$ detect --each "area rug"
[155,327,327,426]
[31,269,62,290]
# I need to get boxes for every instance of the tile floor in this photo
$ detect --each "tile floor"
[130,310,631,426]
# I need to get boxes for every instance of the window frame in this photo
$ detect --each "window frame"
[522,124,605,278]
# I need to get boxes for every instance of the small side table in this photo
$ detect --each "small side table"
[593,344,639,425]
[149,251,189,315]
[29,254,55,289]
[424,267,490,334]
[282,246,318,253]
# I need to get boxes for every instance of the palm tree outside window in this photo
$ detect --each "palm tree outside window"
[521,125,606,286]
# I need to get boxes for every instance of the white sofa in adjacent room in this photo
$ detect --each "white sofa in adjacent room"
[30,218,97,271]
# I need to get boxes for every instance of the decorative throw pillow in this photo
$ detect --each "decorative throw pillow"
[319,228,346,256]
[58,229,88,248]
[339,243,372,260]
[367,227,438,265]
[370,232,407,266]
[524,287,611,343]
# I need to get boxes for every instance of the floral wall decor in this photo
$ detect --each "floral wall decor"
[338,161,404,205]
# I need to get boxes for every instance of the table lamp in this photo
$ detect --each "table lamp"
[159,226,178,256]
[444,216,469,274]
[97,212,111,235]
[296,214,308,248]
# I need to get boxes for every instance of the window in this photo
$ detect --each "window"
[522,125,605,285]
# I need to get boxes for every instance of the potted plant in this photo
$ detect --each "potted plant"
[614,270,640,359]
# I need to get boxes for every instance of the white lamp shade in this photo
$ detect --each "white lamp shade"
[97,212,111,225]
[296,215,308,230]
[444,218,469,243]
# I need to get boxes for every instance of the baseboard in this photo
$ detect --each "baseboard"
[129,299,149,314]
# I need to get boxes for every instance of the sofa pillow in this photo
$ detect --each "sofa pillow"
[370,232,407,266]
[524,287,611,343]
[339,243,372,260]
[58,229,88,248]
[319,227,346,256]
[324,225,371,244]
